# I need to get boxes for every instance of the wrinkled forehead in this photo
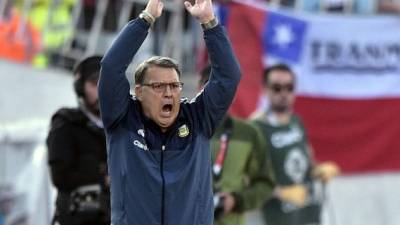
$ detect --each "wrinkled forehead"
[144,66,180,83]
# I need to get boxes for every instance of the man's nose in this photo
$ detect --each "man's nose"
[163,84,173,96]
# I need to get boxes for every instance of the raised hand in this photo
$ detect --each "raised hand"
[184,0,215,23]
[144,0,164,19]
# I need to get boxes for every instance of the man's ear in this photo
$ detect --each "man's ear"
[135,85,142,101]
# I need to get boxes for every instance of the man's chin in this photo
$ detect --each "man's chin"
[83,101,100,116]
[157,117,175,130]
[272,106,290,113]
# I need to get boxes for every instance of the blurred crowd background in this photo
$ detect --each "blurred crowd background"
[1,0,400,70]
[1,0,400,225]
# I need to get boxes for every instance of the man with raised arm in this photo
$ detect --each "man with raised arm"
[98,0,241,224]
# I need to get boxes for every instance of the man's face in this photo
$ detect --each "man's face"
[265,70,295,113]
[83,78,100,116]
[135,66,182,131]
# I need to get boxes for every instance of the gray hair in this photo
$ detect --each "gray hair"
[134,56,181,84]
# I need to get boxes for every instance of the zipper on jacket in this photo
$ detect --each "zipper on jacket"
[160,144,166,225]
[160,127,176,225]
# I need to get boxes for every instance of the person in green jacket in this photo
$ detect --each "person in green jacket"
[199,65,274,225]
[252,63,340,225]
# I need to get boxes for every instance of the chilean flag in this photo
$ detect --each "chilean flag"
[219,1,400,173]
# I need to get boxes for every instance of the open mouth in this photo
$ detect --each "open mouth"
[161,104,173,116]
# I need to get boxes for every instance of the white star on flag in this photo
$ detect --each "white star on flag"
[273,24,294,49]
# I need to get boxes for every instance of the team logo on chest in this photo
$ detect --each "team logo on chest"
[178,124,189,137]
[284,148,308,183]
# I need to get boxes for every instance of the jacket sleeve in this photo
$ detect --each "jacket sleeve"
[98,19,150,129]
[192,25,241,138]
[233,124,275,212]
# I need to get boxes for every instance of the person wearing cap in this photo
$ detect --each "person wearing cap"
[46,56,110,225]
[98,0,241,224]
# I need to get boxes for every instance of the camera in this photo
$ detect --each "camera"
[69,184,102,216]
[213,194,225,219]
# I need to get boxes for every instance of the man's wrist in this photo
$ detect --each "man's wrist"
[201,17,219,30]
[139,10,155,27]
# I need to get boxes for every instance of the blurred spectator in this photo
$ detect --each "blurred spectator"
[218,0,400,14]
[198,65,274,225]
[9,0,77,67]
[252,64,340,225]
[378,0,400,13]
[297,0,377,14]
[266,0,296,7]
[46,56,110,225]
[0,2,41,64]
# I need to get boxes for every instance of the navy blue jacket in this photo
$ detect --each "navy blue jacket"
[99,18,240,225]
